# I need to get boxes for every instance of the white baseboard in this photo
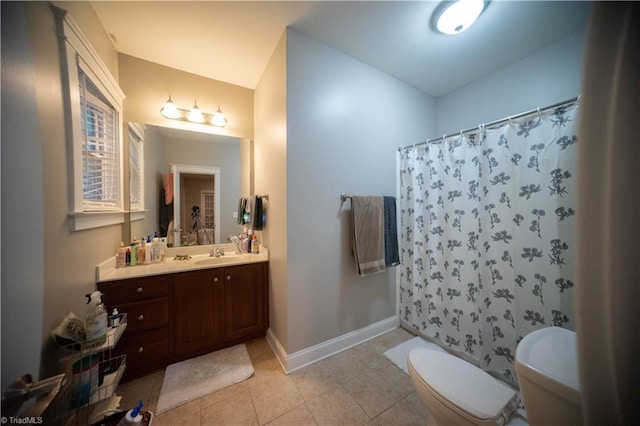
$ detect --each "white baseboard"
[266,315,398,374]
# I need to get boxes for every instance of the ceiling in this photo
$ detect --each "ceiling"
[90,1,591,98]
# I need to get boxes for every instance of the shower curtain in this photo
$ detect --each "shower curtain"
[398,102,579,384]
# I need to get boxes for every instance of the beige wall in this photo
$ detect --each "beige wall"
[13,2,122,385]
[53,1,119,80]
[2,1,46,390]
[254,32,289,350]
[118,54,254,141]
[2,2,257,385]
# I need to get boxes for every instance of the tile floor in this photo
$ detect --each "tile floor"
[117,327,431,425]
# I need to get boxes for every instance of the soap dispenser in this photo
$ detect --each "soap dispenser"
[85,291,107,347]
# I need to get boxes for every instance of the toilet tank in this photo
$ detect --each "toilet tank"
[515,327,582,425]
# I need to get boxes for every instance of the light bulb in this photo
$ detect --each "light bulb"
[160,96,180,119]
[187,101,205,123]
[212,106,228,127]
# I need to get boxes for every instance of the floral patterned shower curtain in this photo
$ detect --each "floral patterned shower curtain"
[398,103,579,384]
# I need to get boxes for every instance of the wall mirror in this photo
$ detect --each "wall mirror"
[127,122,251,247]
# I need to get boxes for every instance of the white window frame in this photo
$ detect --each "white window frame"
[128,122,146,222]
[54,6,126,231]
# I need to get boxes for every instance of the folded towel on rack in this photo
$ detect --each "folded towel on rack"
[383,196,400,267]
[351,196,386,276]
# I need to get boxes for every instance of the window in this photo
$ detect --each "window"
[81,71,120,210]
[54,6,126,231]
[128,123,145,220]
[201,191,215,229]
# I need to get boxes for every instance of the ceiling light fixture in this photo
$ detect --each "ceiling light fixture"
[160,96,228,127]
[432,0,486,35]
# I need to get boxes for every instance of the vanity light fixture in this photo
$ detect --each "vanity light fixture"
[432,0,486,35]
[160,95,228,127]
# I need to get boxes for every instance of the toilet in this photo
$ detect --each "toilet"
[408,348,519,426]
[514,327,581,425]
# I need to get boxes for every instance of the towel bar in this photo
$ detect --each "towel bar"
[340,193,351,202]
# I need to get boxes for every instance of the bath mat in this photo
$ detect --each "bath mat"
[383,336,447,374]
[156,344,254,414]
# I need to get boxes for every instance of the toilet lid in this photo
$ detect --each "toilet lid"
[409,348,517,420]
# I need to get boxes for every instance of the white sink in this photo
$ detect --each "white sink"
[193,254,242,266]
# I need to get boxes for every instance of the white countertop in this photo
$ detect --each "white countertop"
[96,243,268,282]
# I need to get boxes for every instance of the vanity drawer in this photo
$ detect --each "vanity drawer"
[117,328,169,372]
[99,275,170,305]
[115,298,168,333]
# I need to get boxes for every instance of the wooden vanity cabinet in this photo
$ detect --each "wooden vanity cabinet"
[98,261,268,380]
[98,275,170,379]
[173,262,269,356]
[173,268,226,356]
[224,263,269,341]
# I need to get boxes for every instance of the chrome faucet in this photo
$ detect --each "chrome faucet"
[209,248,224,257]
[229,235,243,253]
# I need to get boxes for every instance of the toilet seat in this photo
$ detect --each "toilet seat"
[409,348,518,423]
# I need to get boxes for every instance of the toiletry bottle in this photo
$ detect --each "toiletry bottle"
[85,291,107,347]
[130,241,138,266]
[145,236,153,263]
[116,242,126,268]
[126,248,131,266]
[111,308,120,328]
[251,234,260,254]
[247,229,253,253]
[117,401,143,426]
[137,238,146,265]
[241,227,249,253]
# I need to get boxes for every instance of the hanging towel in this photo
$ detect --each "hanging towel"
[164,173,174,205]
[351,196,386,276]
[246,196,255,227]
[252,195,264,230]
[159,187,173,237]
[237,197,247,225]
[383,196,400,267]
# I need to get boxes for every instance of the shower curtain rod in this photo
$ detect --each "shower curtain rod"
[398,96,580,152]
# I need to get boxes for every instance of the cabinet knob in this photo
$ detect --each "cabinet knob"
[137,346,144,353]
[136,287,143,293]
[137,314,144,321]
[226,275,231,281]
[214,277,219,282]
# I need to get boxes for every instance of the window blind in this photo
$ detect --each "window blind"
[79,70,120,211]
[129,127,143,212]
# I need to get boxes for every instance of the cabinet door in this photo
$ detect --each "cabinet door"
[174,269,225,356]
[224,263,268,340]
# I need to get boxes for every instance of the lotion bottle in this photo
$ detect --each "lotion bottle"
[111,308,120,328]
[117,401,143,426]
[116,242,126,268]
[251,234,259,254]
